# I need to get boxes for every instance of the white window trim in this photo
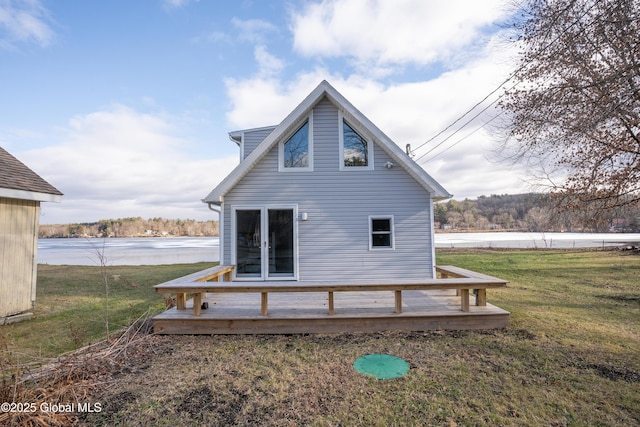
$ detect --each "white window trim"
[231,205,299,281]
[279,112,313,172]
[369,215,395,250]
[339,112,374,171]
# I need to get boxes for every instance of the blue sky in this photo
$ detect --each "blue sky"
[1,0,528,224]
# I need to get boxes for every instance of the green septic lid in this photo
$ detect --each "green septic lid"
[353,354,410,379]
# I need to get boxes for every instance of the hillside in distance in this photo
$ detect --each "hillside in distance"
[436,193,639,233]
[39,193,640,238]
[39,217,219,238]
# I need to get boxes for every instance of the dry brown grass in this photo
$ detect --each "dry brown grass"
[0,315,156,427]
[77,328,638,426]
[1,250,639,426]
[3,325,639,426]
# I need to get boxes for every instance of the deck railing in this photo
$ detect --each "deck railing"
[155,265,507,316]
[158,265,234,313]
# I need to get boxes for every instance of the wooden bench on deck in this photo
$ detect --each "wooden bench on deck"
[154,265,507,317]
[156,265,234,315]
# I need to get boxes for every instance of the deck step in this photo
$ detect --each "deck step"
[153,290,510,334]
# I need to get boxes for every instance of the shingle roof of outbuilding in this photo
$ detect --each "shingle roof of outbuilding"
[0,146,63,198]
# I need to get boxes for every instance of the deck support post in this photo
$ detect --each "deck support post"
[476,289,487,306]
[261,292,268,316]
[176,293,187,310]
[395,290,402,313]
[460,289,470,312]
[193,293,203,316]
[328,291,334,315]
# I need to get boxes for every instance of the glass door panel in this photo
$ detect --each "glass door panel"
[235,209,262,278]
[268,209,295,278]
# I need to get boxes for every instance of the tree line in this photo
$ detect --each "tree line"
[39,217,219,238]
[39,193,640,238]
[498,0,640,213]
[435,193,640,233]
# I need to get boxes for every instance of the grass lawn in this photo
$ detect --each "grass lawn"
[1,249,639,426]
[1,262,215,360]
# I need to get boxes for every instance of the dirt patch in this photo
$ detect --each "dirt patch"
[176,385,217,420]
[589,364,640,383]
[598,294,640,304]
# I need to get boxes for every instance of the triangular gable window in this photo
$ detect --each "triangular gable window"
[279,115,313,171]
[339,113,373,170]
[343,122,368,166]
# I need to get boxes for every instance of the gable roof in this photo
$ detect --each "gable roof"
[0,146,63,202]
[203,80,451,204]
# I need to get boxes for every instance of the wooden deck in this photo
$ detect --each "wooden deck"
[153,288,510,334]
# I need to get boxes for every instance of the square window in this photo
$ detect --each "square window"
[372,219,391,232]
[372,233,391,247]
[369,216,394,249]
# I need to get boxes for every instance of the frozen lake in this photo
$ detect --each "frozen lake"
[37,233,639,266]
[38,237,219,266]
[435,232,640,249]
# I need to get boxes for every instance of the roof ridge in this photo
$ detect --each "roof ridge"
[203,80,451,204]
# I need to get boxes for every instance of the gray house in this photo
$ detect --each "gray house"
[203,81,451,282]
[0,147,62,324]
[154,81,509,334]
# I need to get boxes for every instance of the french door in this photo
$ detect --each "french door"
[233,206,297,280]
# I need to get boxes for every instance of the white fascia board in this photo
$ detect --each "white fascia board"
[228,125,278,145]
[228,131,242,145]
[0,187,62,203]
[203,80,452,203]
[324,84,453,201]
[203,83,329,204]
[377,139,452,200]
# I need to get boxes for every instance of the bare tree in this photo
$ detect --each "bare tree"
[524,206,553,231]
[446,211,463,229]
[499,0,640,211]
[87,239,113,341]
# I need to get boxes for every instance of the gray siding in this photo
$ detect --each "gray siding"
[242,128,275,160]
[223,97,434,281]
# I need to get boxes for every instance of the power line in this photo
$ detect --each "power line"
[414,89,507,163]
[419,111,505,164]
[410,0,602,164]
[410,72,517,157]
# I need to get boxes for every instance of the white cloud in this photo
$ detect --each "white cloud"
[231,17,278,44]
[0,0,55,49]
[254,44,285,77]
[223,27,529,199]
[192,17,277,48]
[162,0,196,10]
[191,30,232,44]
[290,0,510,69]
[224,69,339,128]
[19,105,237,223]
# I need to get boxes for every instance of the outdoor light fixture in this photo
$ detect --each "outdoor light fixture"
[300,212,309,221]
[385,162,394,169]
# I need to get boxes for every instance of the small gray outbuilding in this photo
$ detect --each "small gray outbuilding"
[0,147,62,324]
